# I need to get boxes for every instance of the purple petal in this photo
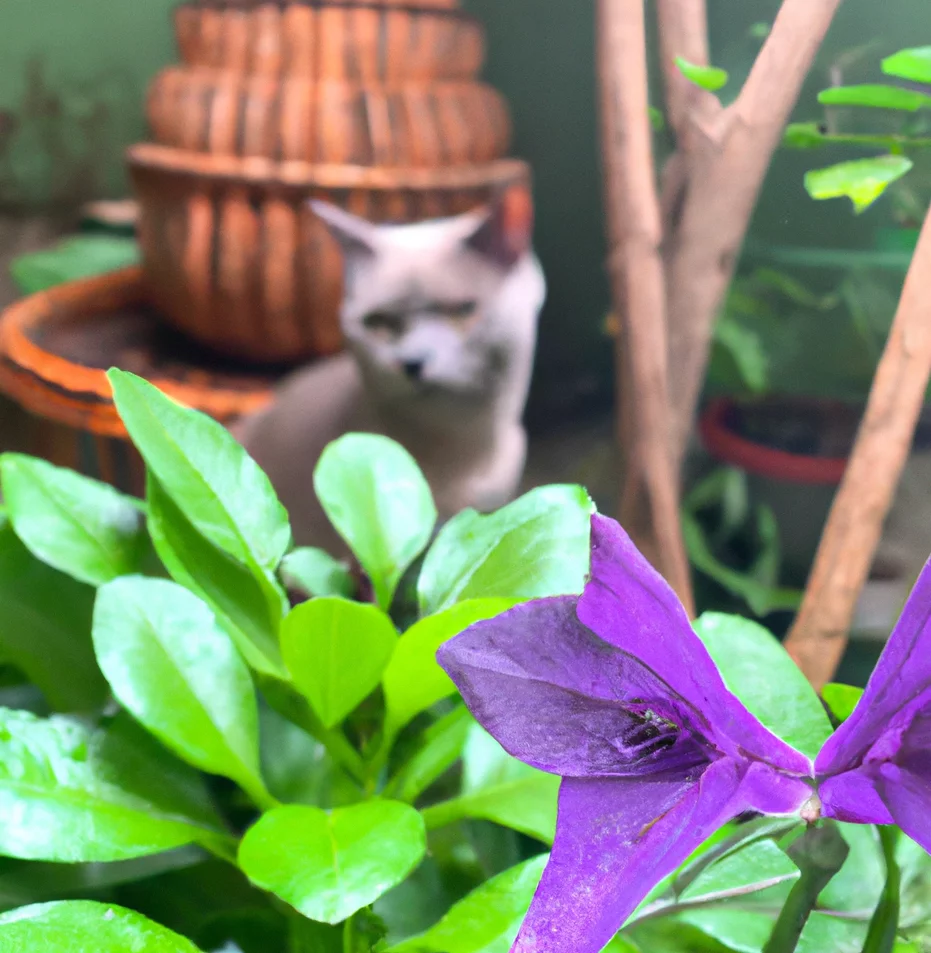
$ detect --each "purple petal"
[437,596,713,778]
[577,515,810,771]
[512,759,744,953]
[877,763,931,854]
[817,558,931,776]
[820,770,895,825]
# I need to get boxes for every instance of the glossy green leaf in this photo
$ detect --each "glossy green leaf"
[281,597,398,729]
[679,908,917,953]
[819,84,931,111]
[675,56,729,92]
[385,706,474,804]
[822,683,864,723]
[0,513,106,711]
[314,434,436,609]
[108,369,291,571]
[0,454,147,587]
[421,725,559,843]
[783,122,931,152]
[418,485,593,616]
[389,854,547,953]
[147,474,286,677]
[0,709,227,862]
[9,235,140,295]
[383,600,514,738]
[678,840,799,903]
[882,47,931,85]
[694,613,831,760]
[239,802,426,924]
[804,156,914,213]
[0,901,202,952]
[280,548,354,599]
[93,576,270,806]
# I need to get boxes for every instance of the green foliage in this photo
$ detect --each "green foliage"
[675,56,729,92]
[804,156,914,214]
[0,369,925,951]
[694,613,831,760]
[238,803,426,924]
[9,235,140,296]
[281,598,398,730]
[418,485,593,615]
[882,47,931,85]
[314,434,436,610]
[822,683,865,723]
[818,85,931,112]
[0,901,202,952]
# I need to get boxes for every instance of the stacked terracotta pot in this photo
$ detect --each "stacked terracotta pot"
[128,0,530,364]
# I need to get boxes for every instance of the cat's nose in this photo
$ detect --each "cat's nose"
[401,359,425,382]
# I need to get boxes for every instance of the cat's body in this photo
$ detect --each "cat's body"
[233,197,544,552]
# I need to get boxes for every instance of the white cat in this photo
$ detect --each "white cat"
[233,195,545,554]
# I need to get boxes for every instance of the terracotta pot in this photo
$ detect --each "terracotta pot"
[127,142,530,363]
[173,3,481,80]
[0,267,279,496]
[699,396,854,582]
[147,68,511,166]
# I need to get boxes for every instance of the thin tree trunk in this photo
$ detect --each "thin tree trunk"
[598,0,694,612]
[784,206,931,690]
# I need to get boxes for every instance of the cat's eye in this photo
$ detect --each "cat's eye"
[441,301,479,320]
[363,311,405,335]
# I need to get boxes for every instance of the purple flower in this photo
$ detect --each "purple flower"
[817,558,931,849]
[438,514,814,953]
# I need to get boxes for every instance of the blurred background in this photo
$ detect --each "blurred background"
[1,0,929,681]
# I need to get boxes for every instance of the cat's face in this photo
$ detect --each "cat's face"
[312,200,534,407]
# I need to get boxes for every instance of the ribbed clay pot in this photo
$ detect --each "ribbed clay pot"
[127,142,530,363]
[147,68,511,165]
[173,3,481,80]
[0,267,278,496]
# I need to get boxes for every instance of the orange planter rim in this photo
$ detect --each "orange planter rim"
[127,142,530,191]
[176,1,474,23]
[0,267,277,438]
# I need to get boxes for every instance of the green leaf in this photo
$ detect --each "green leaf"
[783,122,931,152]
[93,576,270,807]
[389,854,547,953]
[314,435,437,609]
[385,706,474,804]
[9,235,140,295]
[0,512,106,711]
[678,840,799,903]
[108,369,291,572]
[0,901,202,952]
[239,802,426,924]
[679,908,916,953]
[281,597,398,730]
[882,47,931,85]
[0,454,147,587]
[147,473,286,677]
[804,156,914,213]
[280,548,354,599]
[649,106,666,131]
[0,708,227,862]
[421,726,559,843]
[418,485,593,616]
[675,56,729,92]
[818,84,931,111]
[693,613,831,760]
[822,683,864,723]
[383,600,514,738]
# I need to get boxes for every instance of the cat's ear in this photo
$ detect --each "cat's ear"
[465,185,534,269]
[310,200,378,259]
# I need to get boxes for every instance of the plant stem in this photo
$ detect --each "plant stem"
[419,794,468,831]
[762,825,850,953]
[342,915,354,953]
[861,827,902,953]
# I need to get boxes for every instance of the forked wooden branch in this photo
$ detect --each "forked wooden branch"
[784,206,931,690]
[598,0,694,613]
[661,0,845,471]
